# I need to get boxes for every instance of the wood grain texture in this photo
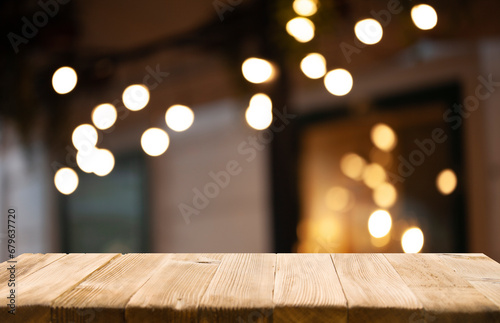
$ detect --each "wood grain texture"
[198,253,276,323]
[332,253,423,323]
[52,253,167,323]
[125,253,223,322]
[438,253,500,308]
[0,253,65,284]
[0,253,119,323]
[385,253,500,322]
[273,253,347,323]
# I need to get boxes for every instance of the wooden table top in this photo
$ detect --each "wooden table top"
[1,253,499,322]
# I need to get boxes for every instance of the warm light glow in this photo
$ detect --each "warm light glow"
[363,163,386,189]
[93,149,115,176]
[76,148,98,173]
[411,4,438,30]
[141,128,170,157]
[373,182,397,208]
[286,17,315,43]
[300,53,326,79]
[54,168,79,195]
[241,58,274,84]
[92,104,117,130]
[371,234,391,248]
[340,153,366,180]
[249,93,272,111]
[165,105,194,132]
[52,66,77,94]
[371,123,397,152]
[354,19,383,45]
[72,124,98,151]
[325,186,353,212]
[122,84,150,111]
[402,227,424,253]
[245,105,273,130]
[368,210,392,238]
[324,68,353,96]
[293,0,317,16]
[436,169,457,195]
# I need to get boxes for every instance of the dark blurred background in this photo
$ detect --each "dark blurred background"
[0,0,499,261]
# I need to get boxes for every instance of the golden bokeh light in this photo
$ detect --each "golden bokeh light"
[241,58,274,84]
[300,53,326,79]
[340,153,366,180]
[52,66,77,94]
[324,68,353,96]
[286,17,315,43]
[245,103,273,130]
[370,123,397,152]
[76,148,97,173]
[293,0,317,16]
[141,128,170,157]
[249,93,272,111]
[72,124,98,151]
[92,103,117,130]
[411,4,438,30]
[54,168,79,195]
[122,84,150,111]
[373,182,397,208]
[165,104,194,132]
[325,186,354,212]
[354,18,383,45]
[363,163,386,189]
[371,234,391,248]
[436,169,457,195]
[402,227,424,253]
[93,149,115,177]
[368,209,392,238]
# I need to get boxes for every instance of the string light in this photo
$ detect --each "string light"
[402,227,424,253]
[122,84,150,111]
[300,53,326,79]
[436,169,457,195]
[355,19,383,45]
[141,128,170,157]
[368,210,392,238]
[93,149,115,176]
[54,168,79,195]
[370,123,397,152]
[411,4,438,30]
[52,66,77,94]
[72,124,98,152]
[324,68,353,96]
[92,104,117,130]
[293,0,318,16]
[286,17,315,43]
[165,105,194,132]
[241,58,274,84]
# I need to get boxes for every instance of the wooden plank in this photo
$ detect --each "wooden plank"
[0,253,65,283]
[126,254,223,322]
[198,253,275,323]
[385,253,500,322]
[0,253,119,323]
[52,253,168,323]
[332,253,423,323]
[273,253,347,323]
[438,253,500,308]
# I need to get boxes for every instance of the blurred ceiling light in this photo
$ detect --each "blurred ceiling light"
[249,93,272,111]
[72,124,98,151]
[340,153,366,180]
[300,53,326,79]
[165,104,194,132]
[373,182,397,208]
[354,18,383,45]
[76,147,98,173]
[54,167,79,195]
[92,103,117,130]
[363,163,386,189]
[368,209,392,238]
[286,17,315,43]
[401,227,424,253]
[411,4,438,30]
[122,84,150,111]
[370,123,397,152]
[141,128,170,157]
[324,68,353,96]
[293,0,318,16]
[93,149,115,176]
[325,186,353,212]
[245,104,273,130]
[52,66,77,94]
[436,169,457,195]
[241,58,274,84]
